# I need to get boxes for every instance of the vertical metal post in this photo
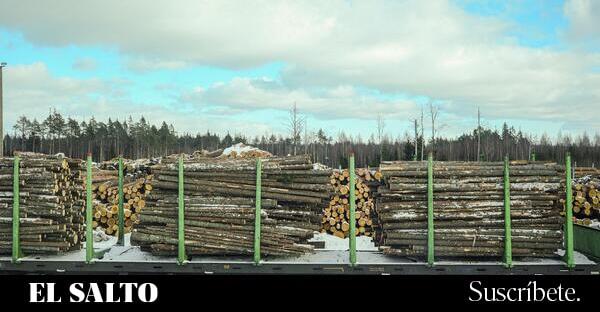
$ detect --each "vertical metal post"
[85,154,94,264]
[12,156,21,263]
[427,153,434,266]
[349,154,357,266]
[564,154,575,268]
[117,157,125,245]
[503,156,513,268]
[531,153,536,162]
[178,155,186,265]
[254,158,262,265]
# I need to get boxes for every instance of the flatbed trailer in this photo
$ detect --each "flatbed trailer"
[3,155,597,276]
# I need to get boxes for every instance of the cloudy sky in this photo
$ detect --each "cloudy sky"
[0,0,599,140]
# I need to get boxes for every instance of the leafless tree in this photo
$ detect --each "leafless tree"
[287,102,305,155]
[412,118,419,161]
[303,119,309,155]
[429,101,439,155]
[376,114,385,161]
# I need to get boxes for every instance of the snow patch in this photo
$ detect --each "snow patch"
[309,232,378,251]
[221,143,272,158]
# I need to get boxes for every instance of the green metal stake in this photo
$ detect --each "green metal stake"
[177,155,187,265]
[564,154,575,269]
[254,158,262,265]
[427,153,434,266]
[12,156,21,263]
[85,154,94,264]
[349,154,357,266]
[117,157,125,245]
[531,152,536,162]
[503,156,513,268]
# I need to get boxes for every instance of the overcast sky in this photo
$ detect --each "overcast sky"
[0,0,599,140]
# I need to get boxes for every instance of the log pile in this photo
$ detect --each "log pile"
[574,167,600,178]
[375,161,564,258]
[321,168,382,238]
[90,174,153,235]
[0,152,85,254]
[564,177,600,226]
[98,157,158,178]
[131,155,331,257]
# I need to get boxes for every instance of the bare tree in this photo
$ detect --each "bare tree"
[287,102,304,155]
[376,114,385,161]
[303,119,308,155]
[429,101,439,155]
[412,118,419,161]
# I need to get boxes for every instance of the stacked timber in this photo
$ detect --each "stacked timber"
[574,167,600,178]
[375,161,564,258]
[90,175,153,235]
[565,177,600,226]
[131,155,332,257]
[0,152,85,254]
[321,168,382,238]
[99,158,158,177]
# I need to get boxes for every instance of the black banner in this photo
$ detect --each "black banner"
[0,274,598,307]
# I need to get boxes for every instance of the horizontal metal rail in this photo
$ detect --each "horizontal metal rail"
[0,259,597,275]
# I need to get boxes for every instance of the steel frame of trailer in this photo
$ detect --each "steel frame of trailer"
[0,260,598,275]
[5,152,591,274]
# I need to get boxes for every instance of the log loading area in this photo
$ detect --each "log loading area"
[0,151,599,275]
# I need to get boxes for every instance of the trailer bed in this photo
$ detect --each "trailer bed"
[1,233,598,275]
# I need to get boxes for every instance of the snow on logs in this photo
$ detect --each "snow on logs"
[131,155,332,257]
[375,161,565,258]
[0,152,85,254]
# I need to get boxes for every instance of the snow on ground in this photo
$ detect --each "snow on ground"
[93,229,111,242]
[554,249,596,265]
[308,232,378,251]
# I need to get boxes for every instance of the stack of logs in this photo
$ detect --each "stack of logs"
[131,155,331,257]
[574,167,600,178]
[99,158,158,178]
[565,177,600,226]
[375,161,564,258]
[90,172,153,235]
[0,152,85,254]
[321,168,382,238]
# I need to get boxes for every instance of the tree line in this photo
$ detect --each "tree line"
[5,108,600,168]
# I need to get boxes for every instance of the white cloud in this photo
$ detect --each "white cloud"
[181,77,417,119]
[1,0,600,135]
[126,58,188,73]
[72,57,97,71]
[5,62,109,115]
[2,62,277,136]
[564,0,600,43]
